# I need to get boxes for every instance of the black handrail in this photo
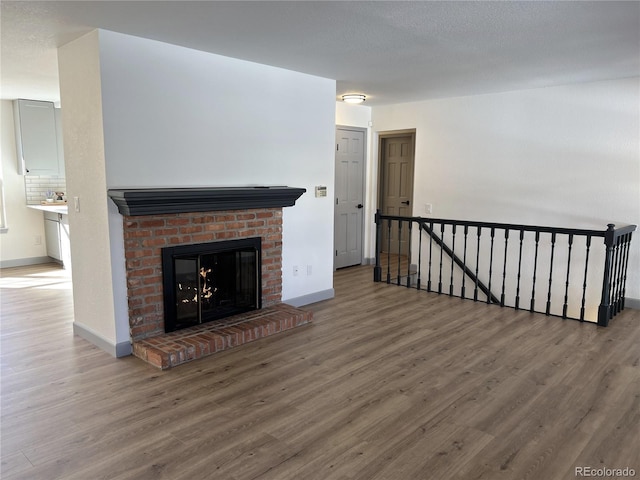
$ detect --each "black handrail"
[374,210,636,326]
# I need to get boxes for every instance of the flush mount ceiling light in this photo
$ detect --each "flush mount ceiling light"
[342,94,366,104]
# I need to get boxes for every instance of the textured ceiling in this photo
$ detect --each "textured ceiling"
[1,1,639,106]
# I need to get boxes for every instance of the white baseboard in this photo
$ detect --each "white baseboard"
[625,297,640,310]
[284,288,335,308]
[73,322,132,358]
[0,256,56,269]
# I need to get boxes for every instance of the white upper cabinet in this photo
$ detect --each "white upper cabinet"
[14,99,64,176]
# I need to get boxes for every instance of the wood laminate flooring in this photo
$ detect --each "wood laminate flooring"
[1,263,639,479]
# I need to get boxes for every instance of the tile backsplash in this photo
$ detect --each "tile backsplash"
[25,176,67,205]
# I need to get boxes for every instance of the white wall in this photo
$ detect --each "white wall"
[371,77,640,301]
[58,31,121,353]
[97,31,335,307]
[336,102,371,130]
[0,100,48,266]
[56,29,336,357]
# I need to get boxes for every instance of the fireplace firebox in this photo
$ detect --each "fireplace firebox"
[162,237,262,333]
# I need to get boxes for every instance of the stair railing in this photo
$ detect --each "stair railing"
[374,210,635,326]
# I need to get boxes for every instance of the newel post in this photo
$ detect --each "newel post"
[374,209,382,282]
[597,224,616,327]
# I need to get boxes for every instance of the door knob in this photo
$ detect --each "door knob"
[357,204,363,209]
[401,200,410,205]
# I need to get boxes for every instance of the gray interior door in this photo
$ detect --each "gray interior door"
[380,135,415,253]
[335,127,365,269]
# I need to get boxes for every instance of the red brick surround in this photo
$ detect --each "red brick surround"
[122,206,312,368]
[123,207,284,342]
[109,186,311,368]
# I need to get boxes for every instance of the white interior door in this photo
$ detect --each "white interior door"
[334,127,365,269]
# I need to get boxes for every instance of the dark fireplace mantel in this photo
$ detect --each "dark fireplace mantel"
[107,186,306,216]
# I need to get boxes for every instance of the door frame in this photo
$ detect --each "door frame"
[376,129,416,213]
[335,125,367,270]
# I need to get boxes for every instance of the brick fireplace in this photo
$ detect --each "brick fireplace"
[108,187,312,369]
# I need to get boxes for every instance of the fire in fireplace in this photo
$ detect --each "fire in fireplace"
[162,237,262,332]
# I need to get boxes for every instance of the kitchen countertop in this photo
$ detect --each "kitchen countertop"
[28,204,69,215]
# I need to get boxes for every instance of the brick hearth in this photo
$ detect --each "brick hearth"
[132,303,312,369]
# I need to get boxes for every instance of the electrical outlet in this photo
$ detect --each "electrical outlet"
[34,235,42,246]
[307,265,312,276]
[425,203,433,215]
[293,265,299,276]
